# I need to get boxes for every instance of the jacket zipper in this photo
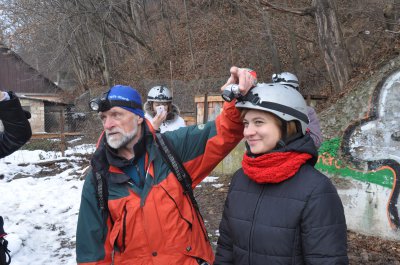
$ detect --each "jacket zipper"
[121,204,127,252]
[248,185,265,265]
[161,185,192,229]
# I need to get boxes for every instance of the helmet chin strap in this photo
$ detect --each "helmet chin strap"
[276,120,303,149]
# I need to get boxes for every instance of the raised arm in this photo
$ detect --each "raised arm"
[162,67,257,187]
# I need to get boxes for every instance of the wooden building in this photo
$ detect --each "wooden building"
[0,43,71,133]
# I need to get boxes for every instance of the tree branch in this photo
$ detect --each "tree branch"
[259,0,315,18]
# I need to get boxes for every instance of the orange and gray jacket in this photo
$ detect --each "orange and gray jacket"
[76,101,243,265]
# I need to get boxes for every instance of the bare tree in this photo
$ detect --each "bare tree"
[260,7,281,73]
[260,0,352,91]
[183,0,196,70]
[0,0,394,99]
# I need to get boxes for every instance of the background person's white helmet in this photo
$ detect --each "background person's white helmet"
[236,83,309,135]
[147,85,172,102]
[271,72,299,90]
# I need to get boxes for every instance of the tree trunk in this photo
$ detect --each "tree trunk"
[394,0,400,23]
[261,10,281,73]
[313,0,351,91]
[100,35,111,87]
[67,44,88,91]
[383,3,396,31]
[131,0,143,55]
[284,0,300,83]
[183,0,195,70]
[161,0,177,56]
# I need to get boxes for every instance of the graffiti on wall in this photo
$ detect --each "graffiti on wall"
[316,71,400,229]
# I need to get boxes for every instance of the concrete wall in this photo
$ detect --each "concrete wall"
[317,53,400,239]
[20,98,45,133]
[213,141,245,175]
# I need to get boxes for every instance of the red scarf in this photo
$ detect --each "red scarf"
[242,152,312,183]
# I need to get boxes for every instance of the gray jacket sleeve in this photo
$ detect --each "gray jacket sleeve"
[307,106,322,149]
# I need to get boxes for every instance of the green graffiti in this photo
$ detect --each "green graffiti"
[315,138,395,189]
[318,137,341,157]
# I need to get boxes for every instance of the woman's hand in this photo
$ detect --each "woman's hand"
[151,107,168,131]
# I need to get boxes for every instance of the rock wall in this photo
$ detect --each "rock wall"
[316,67,400,240]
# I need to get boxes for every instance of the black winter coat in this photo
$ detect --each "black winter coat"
[0,92,32,159]
[215,135,348,265]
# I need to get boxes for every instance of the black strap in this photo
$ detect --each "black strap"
[0,237,11,265]
[155,133,209,240]
[155,133,198,211]
[259,101,308,123]
[94,171,107,212]
[109,100,142,110]
[242,92,309,124]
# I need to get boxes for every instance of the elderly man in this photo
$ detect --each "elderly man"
[76,67,256,265]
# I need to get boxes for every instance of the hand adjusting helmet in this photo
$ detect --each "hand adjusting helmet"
[271,72,299,90]
[236,83,309,141]
[147,85,172,102]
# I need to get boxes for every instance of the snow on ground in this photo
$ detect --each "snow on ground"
[0,144,95,265]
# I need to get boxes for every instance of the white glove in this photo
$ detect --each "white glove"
[0,91,10,101]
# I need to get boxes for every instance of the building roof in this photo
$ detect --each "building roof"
[0,43,63,95]
[18,94,72,105]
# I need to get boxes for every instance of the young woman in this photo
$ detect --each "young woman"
[144,85,186,133]
[215,83,348,265]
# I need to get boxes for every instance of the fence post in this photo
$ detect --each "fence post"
[306,95,311,106]
[60,108,65,156]
[203,92,208,123]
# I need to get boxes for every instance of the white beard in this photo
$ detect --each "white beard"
[106,126,139,149]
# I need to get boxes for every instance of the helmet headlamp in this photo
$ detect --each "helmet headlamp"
[89,90,143,112]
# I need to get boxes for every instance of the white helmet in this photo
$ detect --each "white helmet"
[271,72,299,89]
[236,83,309,135]
[147,86,172,102]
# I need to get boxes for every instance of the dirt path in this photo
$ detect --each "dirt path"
[196,175,400,265]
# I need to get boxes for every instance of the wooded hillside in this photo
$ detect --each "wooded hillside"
[0,0,399,104]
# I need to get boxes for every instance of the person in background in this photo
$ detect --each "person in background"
[272,72,323,148]
[144,85,186,132]
[215,83,348,265]
[0,89,32,265]
[0,90,32,159]
[76,67,257,265]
